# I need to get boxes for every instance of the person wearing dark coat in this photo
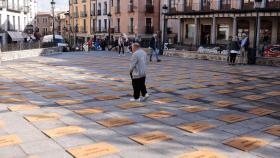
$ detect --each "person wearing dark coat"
[149,34,161,62]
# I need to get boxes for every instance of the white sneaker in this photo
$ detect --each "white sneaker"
[141,94,150,102]
[130,98,141,102]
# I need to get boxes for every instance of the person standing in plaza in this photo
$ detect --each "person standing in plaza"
[228,36,240,65]
[129,43,149,102]
[149,34,161,62]
[118,34,125,56]
[240,33,249,64]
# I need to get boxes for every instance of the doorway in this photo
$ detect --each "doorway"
[201,25,211,46]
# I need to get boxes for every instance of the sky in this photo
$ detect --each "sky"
[38,0,68,12]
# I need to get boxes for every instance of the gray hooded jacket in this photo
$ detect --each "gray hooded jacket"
[129,49,147,79]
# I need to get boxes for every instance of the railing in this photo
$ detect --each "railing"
[146,4,154,13]
[128,3,134,12]
[145,26,153,34]
[97,10,101,15]
[1,41,56,52]
[80,11,87,17]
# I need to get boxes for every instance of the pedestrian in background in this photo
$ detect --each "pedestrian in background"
[149,34,161,62]
[228,36,240,65]
[118,34,125,56]
[129,43,149,102]
[240,33,249,64]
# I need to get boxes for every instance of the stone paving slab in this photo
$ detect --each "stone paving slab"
[0,52,279,158]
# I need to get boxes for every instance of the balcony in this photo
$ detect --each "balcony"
[128,3,134,12]
[115,6,120,14]
[115,26,120,33]
[128,26,134,34]
[80,11,87,17]
[97,9,101,15]
[145,26,153,34]
[145,4,154,13]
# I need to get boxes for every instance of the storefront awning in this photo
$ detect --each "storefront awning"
[7,31,25,41]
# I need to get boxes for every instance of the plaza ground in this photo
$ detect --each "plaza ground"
[0,51,279,158]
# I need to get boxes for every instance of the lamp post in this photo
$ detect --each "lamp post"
[254,0,262,58]
[107,12,112,45]
[51,0,56,42]
[162,4,168,49]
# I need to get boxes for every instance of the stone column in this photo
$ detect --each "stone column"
[194,17,198,46]
[271,18,278,44]
[232,16,237,37]
[211,16,216,44]
[178,18,182,44]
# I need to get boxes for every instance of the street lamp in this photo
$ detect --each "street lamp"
[51,0,56,42]
[107,12,112,45]
[254,0,262,59]
[162,4,168,49]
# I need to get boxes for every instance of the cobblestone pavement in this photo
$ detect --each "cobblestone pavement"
[0,51,279,158]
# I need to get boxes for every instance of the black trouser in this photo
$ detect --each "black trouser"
[119,44,124,54]
[132,77,147,99]
[230,53,237,64]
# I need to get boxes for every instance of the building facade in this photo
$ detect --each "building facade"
[35,12,54,36]
[69,0,96,44]
[0,0,38,45]
[164,0,280,57]
[96,0,110,35]
[111,0,161,39]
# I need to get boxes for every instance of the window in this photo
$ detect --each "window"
[146,18,152,27]
[13,16,15,30]
[129,18,133,32]
[146,0,152,5]
[98,19,101,31]
[104,2,107,15]
[117,18,120,32]
[185,24,195,39]
[217,24,229,40]
[104,19,107,30]
[83,19,86,32]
